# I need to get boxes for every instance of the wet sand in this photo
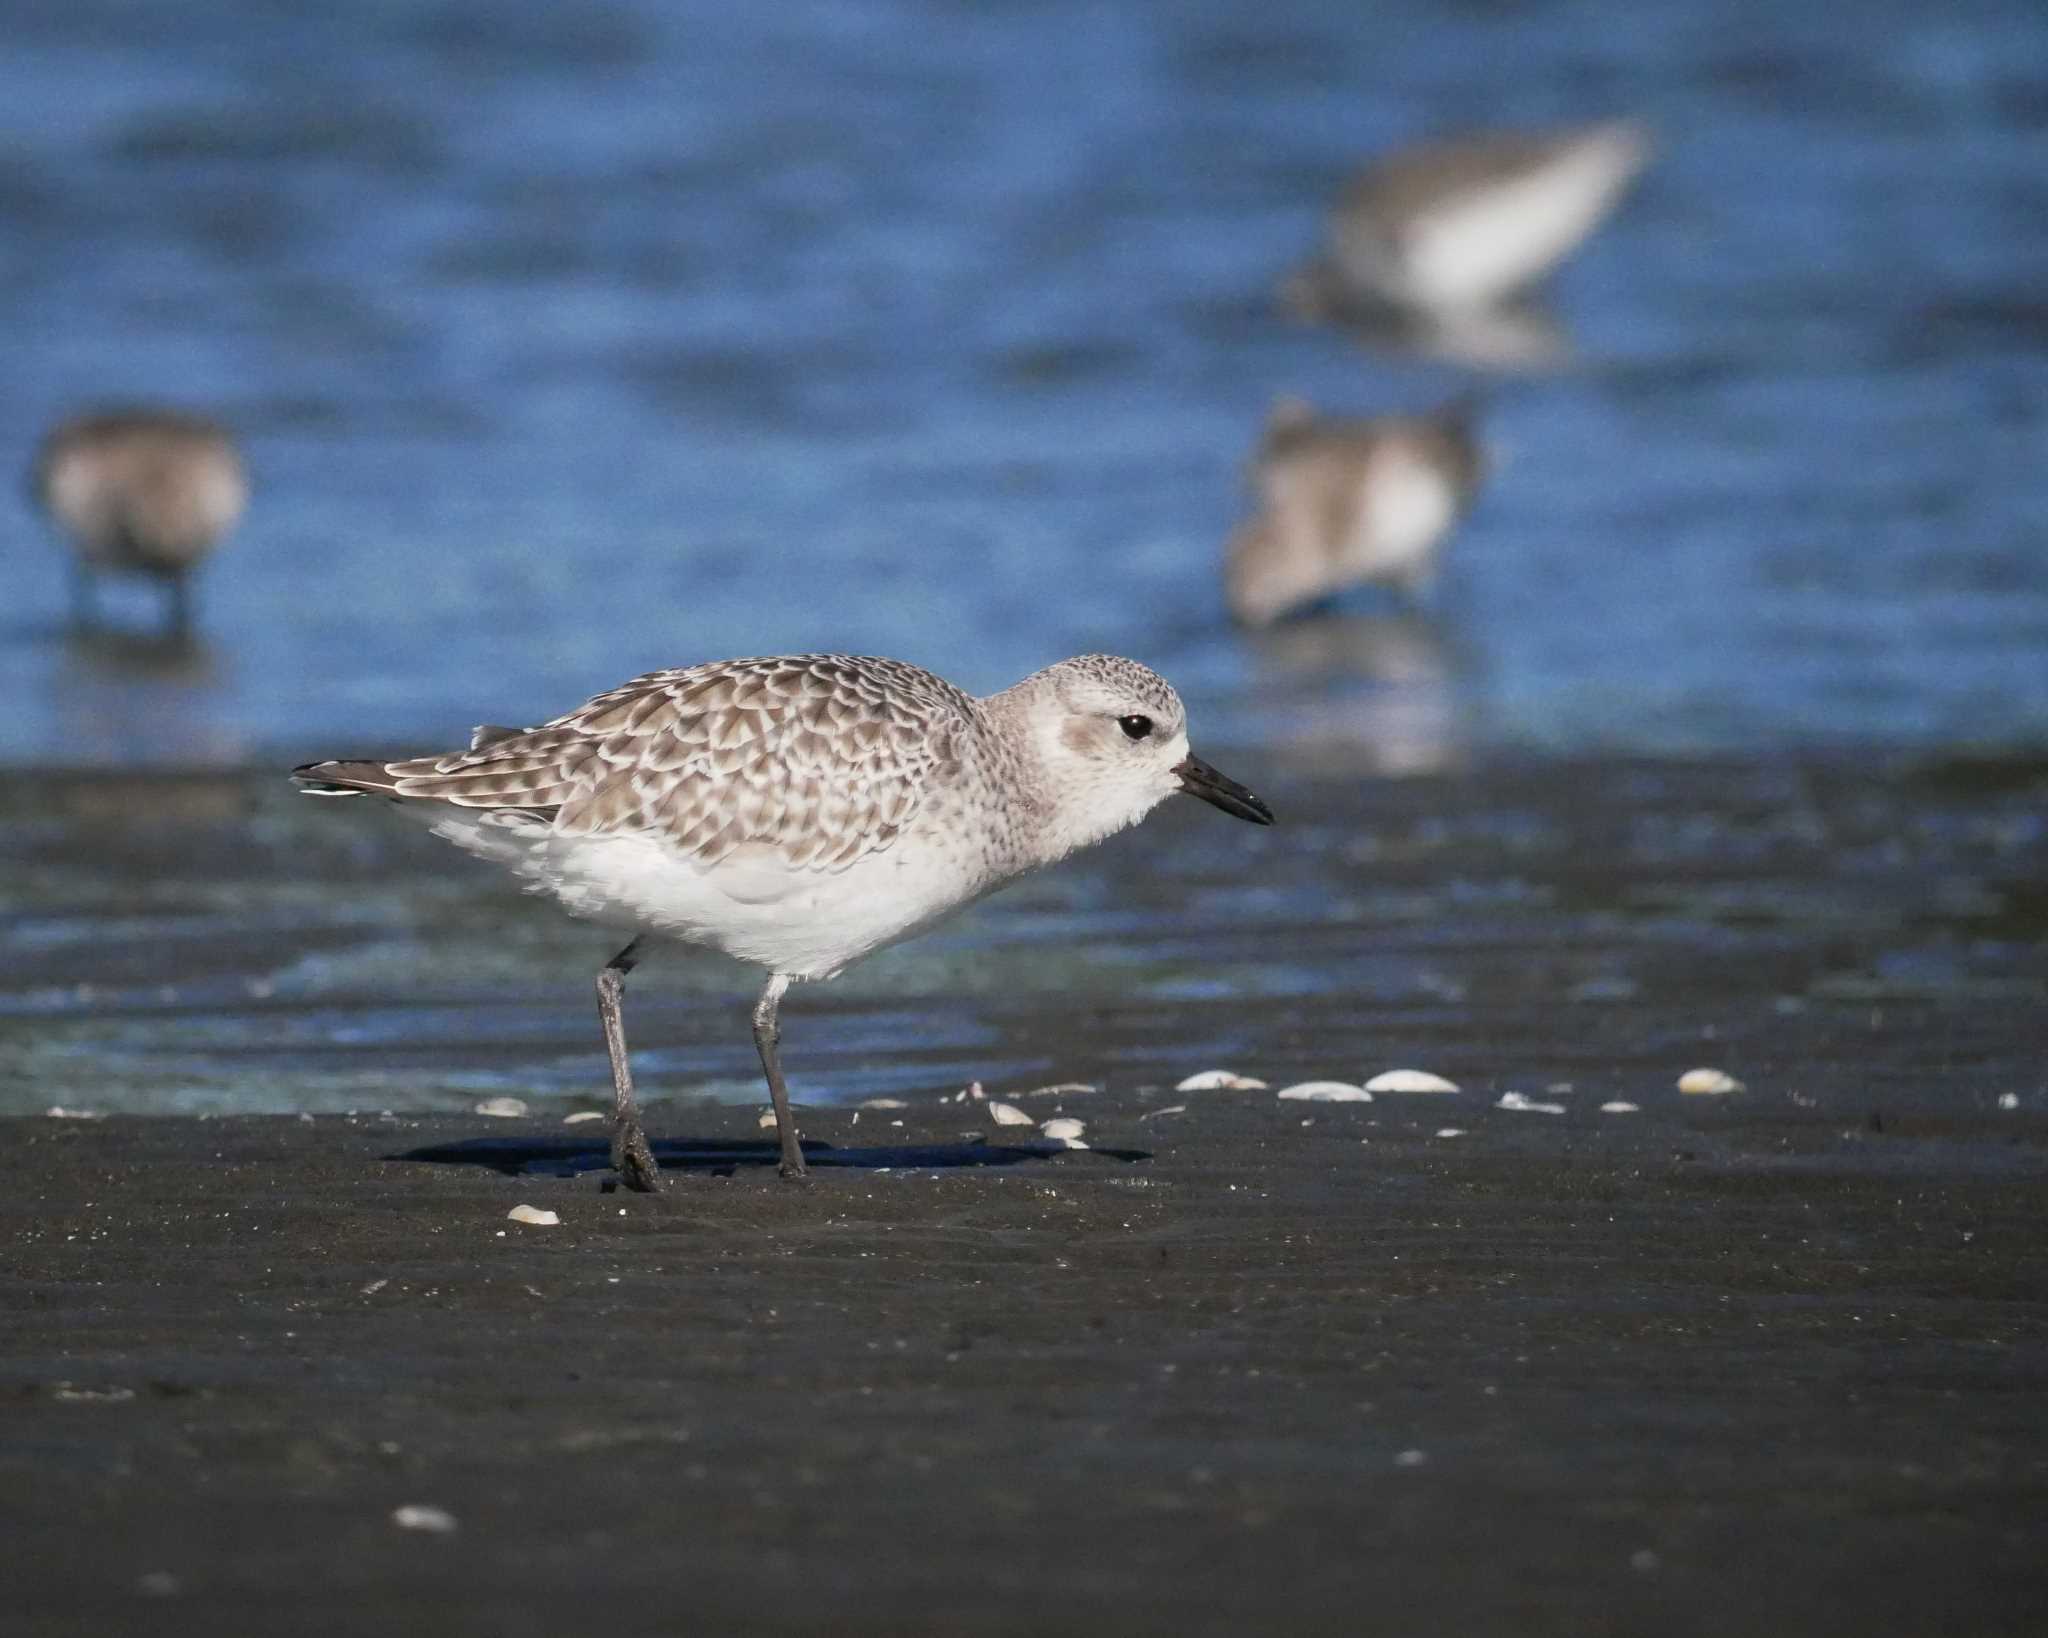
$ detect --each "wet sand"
[2,754,2046,1634]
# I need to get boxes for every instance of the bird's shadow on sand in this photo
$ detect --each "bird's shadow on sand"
[395,1135,1150,1180]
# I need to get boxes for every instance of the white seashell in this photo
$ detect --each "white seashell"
[1497,1092,1565,1114]
[1363,1069,1459,1094]
[562,1110,604,1125]
[506,1204,559,1226]
[1599,1101,1640,1114]
[1014,1081,1096,1098]
[757,1111,778,1128]
[1276,1081,1372,1102]
[391,1505,458,1534]
[474,1097,528,1118]
[1176,1070,1269,1092]
[1434,1127,1466,1138]
[987,1101,1034,1127]
[1997,1092,2020,1110]
[1039,1117,1089,1147]
[1140,1104,1188,1120]
[44,1106,106,1120]
[1677,1068,1743,1095]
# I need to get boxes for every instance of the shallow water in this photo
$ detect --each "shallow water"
[2,0,2045,765]
[2,758,2041,1115]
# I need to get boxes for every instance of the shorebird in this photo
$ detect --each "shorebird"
[1283,119,1653,319]
[1225,395,1485,626]
[29,408,250,636]
[294,654,1273,1191]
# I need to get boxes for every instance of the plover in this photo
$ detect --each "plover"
[1225,395,1485,626]
[294,654,1273,1191]
[29,408,249,637]
[1283,119,1653,318]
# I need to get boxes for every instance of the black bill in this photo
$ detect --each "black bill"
[1174,755,1275,825]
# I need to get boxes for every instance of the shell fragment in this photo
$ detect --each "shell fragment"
[1677,1068,1744,1095]
[1176,1070,1269,1092]
[474,1097,529,1119]
[392,1505,458,1534]
[1363,1069,1459,1094]
[1497,1092,1566,1114]
[1277,1081,1373,1103]
[987,1101,1034,1127]
[506,1204,559,1226]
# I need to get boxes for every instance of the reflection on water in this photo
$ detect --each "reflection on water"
[49,629,245,766]
[1317,299,1575,374]
[1244,613,1473,776]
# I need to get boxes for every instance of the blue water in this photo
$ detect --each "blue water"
[3,0,2044,768]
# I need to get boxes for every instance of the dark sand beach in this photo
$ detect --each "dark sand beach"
[3,755,2045,1634]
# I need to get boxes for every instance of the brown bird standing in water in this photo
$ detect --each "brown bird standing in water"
[1225,396,1486,627]
[29,408,249,637]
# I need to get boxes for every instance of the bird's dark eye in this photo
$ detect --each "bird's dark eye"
[1118,714,1154,741]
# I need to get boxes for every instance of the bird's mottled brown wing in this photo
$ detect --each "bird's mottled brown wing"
[376,655,971,873]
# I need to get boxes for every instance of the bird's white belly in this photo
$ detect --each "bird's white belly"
[1351,456,1455,578]
[426,808,992,980]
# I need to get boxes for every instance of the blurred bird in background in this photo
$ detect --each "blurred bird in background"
[29,407,249,639]
[1225,394,1486,627]
[1283,119,1654,323]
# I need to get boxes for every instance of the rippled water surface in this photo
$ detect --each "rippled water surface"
[1,0,2044,765]
[3,758,2042,1115]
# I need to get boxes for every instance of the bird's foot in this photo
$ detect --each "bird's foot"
[778,1152,809,1182]
[612,1123,662,1193]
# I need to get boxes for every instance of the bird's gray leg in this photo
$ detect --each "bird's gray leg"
[68,561,99,631]
[595,938,660,1192]
[752,973,806,1179]
[164,573,194,639]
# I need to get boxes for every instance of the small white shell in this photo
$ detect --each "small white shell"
[44,1106,106,1120]
[1599,1101,1641,1114]
[987,1101,1034,1126]
[1677,1068,1743,1095]
[474,1097,528,1119]
[1040,1117,1088,1147]
[1434,1127,1466,1138]
[756,1110,779,1128]
[1363,1069,1459,1094]
[1497,1092,1566,1114]
[391,1505,458,1534]
[506,1204,559,1226]
[1276,1081,1373,1103]
[562,1110,604,1125]
[1998,1092,2020,1110]
[1176,1070,1269,1092]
